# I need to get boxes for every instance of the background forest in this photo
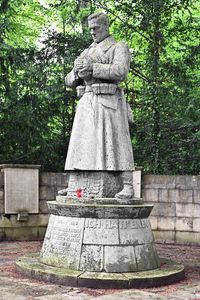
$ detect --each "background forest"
[0,0,199,174]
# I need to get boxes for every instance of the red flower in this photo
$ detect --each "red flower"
[76,188,82,198]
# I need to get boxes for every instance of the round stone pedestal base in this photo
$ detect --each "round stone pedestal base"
[16,254,185,289]
[40,200,159,273]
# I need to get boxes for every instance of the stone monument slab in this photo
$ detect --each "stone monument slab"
[0,164,40,214]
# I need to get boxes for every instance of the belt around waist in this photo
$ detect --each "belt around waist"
[76,83,118,97]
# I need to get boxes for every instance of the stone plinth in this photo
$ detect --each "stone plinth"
[16,196,185,288]
[67,171,123,198]
[0,164,40,214]
[39,198,160,273]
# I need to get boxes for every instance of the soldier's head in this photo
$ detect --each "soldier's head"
[88,12,109,43]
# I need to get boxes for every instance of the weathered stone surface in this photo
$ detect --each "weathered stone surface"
[104,246,137,272]
[4,227,39,241]
[39,186,55,200]
[47,201,153,219]
[3,166,39,214]
[149,216,158,230]
[142,174,200,189]
[157,217,175,231]
[55,172,69,186]
[0,172,4,187]
[56,195,143,205]
[0,214,49,228]
[0,216,11,227]
[158,189,168,202]
[151,203,176,217]
[66,171,123,198]
[0,228,5,240]
[193,204,200,218]
[133,170,141,198]
[169,189,193,203]
[138,206,153,218]
[83,218,119,245]
[39,200,49,214]
[193,218,200,232]
[40,172,57,186]
[80,245,103,271]
[0,199,4,213]
[142,175,176,189]
[38,227,47,240]
[36,214,49,227]
[78,271,129,289]
[40,215,84,269]
[193,189,200,203]
[175,231,200,245]
[40,201,159,273]
[175,217,193,232]
[142,188,159,202]
[65,14,134,175]
[176,175,200,189]
[176,203,193,218]
[119,218,153,245]
[0,190,3,200]
[47,201,105,219]
[0,164,41,169]
[40,172,68,187]
[16,254,185,289]
[153,230,175,243]
[135,243,160,271]
[103,205,153,219]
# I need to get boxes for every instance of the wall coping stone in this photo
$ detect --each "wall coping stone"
[0,164,41,169]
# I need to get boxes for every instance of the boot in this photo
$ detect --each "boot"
[58,188,68,196]
[115,171,134,199]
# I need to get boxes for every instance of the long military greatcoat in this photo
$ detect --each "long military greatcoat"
[64,36,134,171]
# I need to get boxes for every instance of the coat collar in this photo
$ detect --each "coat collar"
[90,36,116,52]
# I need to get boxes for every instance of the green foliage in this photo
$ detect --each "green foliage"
[0,0,199,174]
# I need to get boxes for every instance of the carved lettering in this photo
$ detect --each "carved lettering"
[84,218,149,231]
[85,219,118,229]
[140,219,149,228]
[119,219,148,230]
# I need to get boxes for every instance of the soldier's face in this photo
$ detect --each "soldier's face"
[88,20,109,43]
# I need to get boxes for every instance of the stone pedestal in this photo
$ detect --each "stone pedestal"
[16,196,185,288]
[40,197,160,273]
[66,171,123,198]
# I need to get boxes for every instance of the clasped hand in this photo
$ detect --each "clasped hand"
[74,56,93,73]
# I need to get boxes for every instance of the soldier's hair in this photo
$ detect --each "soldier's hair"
[88,12,109,27]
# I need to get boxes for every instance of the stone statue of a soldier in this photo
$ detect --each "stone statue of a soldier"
[60,12,135,199]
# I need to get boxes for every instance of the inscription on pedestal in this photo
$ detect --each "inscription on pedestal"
[85,219,118,229]
[119,219,149,229]
[40,216,84,269]
[119,218,153,245]
[83,218,119,245]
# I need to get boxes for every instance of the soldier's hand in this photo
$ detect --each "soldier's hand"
[81,57,93,71]
[74,57,84,72]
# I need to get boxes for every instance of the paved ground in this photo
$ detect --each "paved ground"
[0,241,200,299]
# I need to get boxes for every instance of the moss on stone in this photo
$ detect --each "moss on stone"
[16,254,185,288]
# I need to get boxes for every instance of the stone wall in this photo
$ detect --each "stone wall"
[0,171,200,244]
[0,172,4,218]
[142,175,200,245]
